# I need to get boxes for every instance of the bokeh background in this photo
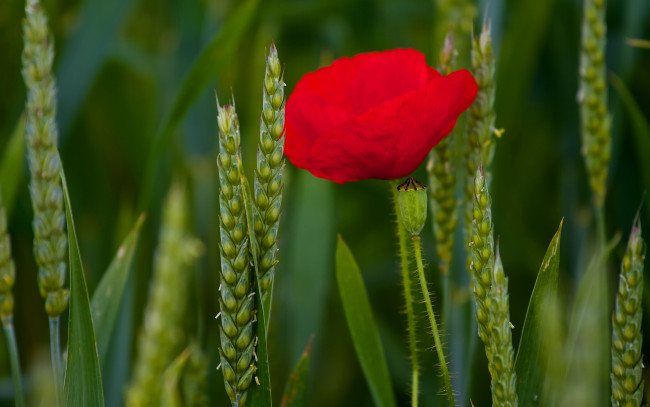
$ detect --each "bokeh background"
[0,0,649,405]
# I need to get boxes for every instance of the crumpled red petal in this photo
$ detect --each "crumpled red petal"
[285,48,478,183]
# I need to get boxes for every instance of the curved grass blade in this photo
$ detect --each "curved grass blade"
[239,168,272,407]
[515,219,563,405]
[0,115,25,220]
[336,236,396,407]
[139,0,259,211]
[91,213,146,364]
[61,169,105,406]
[280,336,314,407]
[159,348,191,407]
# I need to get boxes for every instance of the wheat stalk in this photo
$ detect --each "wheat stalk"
[470,166,495,361]
[579,0,610,208]
[427,31,459,275]
[253,43,286,310]
[0,193,25,407]
[126,183,203,407]
[464,23,497,248]
[216,102,256,407]
[611,217,645,406]
[487,245,518,406]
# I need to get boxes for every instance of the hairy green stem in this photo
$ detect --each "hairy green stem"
[2,319,25,407]
[48,317,63,407]
[391,182,419,407]
[413,236,455,407]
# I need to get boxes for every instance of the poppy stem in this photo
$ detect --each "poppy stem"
[412,235,456,407]
[391,181,419,407]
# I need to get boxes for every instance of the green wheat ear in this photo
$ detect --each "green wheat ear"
[0,193,16,323]
[253,42,286,307]
[611,216,645,406]
[216,101,256,407]
[488,245,518,407]
[470,166,495,362]
[22,0,68,318]
[464,22,497,248]
[428,31,459,275]
[579,0,610,208]
[126,183,203,407]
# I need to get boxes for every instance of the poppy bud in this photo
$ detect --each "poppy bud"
[397,177,428,236]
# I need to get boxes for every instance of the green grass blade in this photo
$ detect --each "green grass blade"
[336,236,396,407]
[286,173,334,361]
[90,213,146,365]
[61,169,105,407]
[240,169,273,407]
[515,219,563,405]
[159,348,191,407]
[0,115,25,220]
[280,336,313,407]
[139,0,259,211]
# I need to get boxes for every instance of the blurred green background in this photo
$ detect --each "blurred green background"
[1,0,649,405]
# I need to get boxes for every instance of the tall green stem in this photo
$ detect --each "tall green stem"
[49,316,63,407]
[412,236,455,407]
[596,206,606,250]
[391,182,419,407]
[3,319,25,407]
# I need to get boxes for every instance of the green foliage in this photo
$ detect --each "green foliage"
[336,236,396,407]
[61,169,105,407]
[515,221,563,405]
[0,115,25,221]
[90,213,145,364]
[280,337,312,407]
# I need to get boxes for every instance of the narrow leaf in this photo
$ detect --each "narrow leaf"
[139,0,259,211]
[280,336,314,407]
[515,219,563,405]
[91,213,146,364]
[61,169,105,406]
[159,348,191,407]
[0,115,26,220]
[240,170,272,407]
[336,236,396,407]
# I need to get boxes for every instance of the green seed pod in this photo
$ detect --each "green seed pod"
[464,23,497,249]
[579,0,610,208]
[396,177,428,237]
[253,43,286,304]
[22,0,69,318]
[611,217,645,407]
[126,183,203,407]
[487,246,519,406]
[428,30,459,274]
[216,102,256,407]
[470,166,495,362]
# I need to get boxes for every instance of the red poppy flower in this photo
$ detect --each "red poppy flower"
[284,48,478,183]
